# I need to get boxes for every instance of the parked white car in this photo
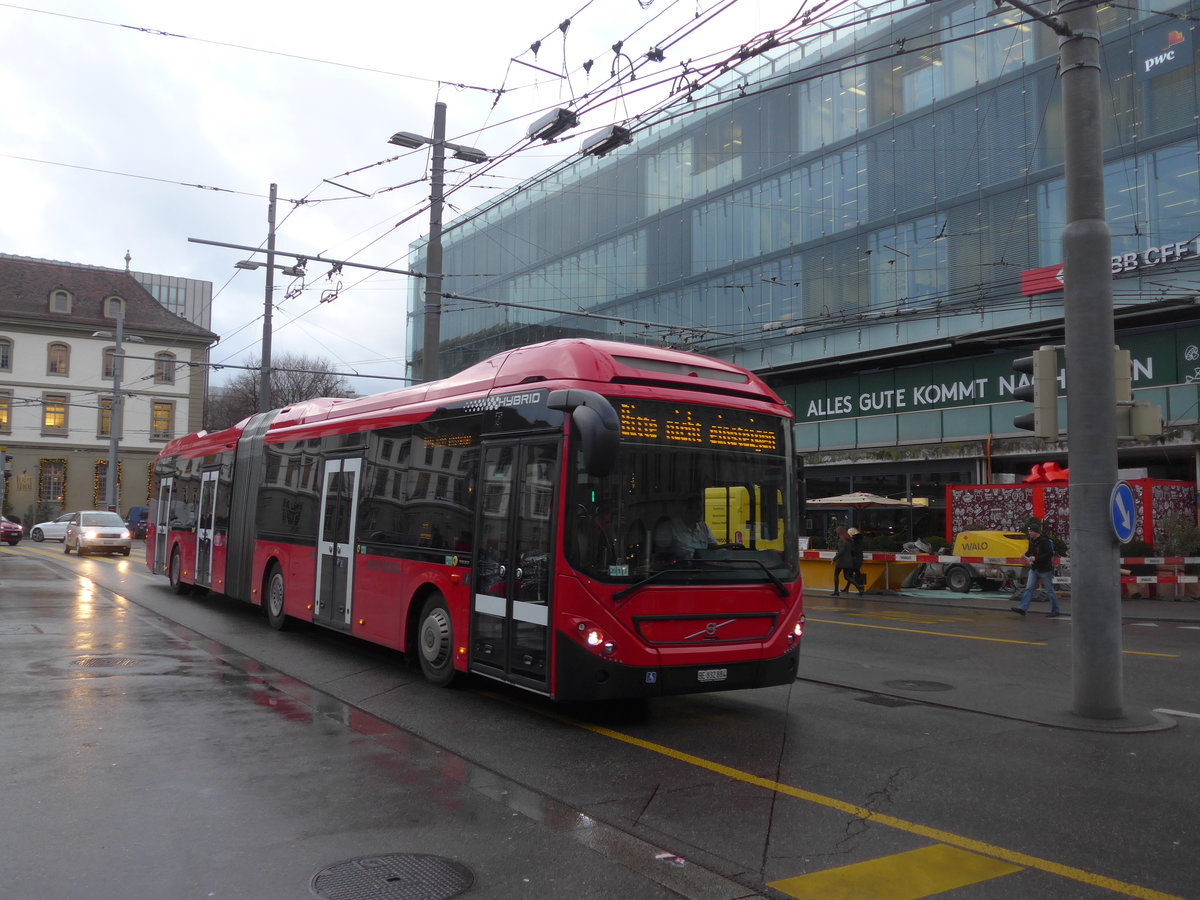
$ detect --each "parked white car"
[30,513,75,542]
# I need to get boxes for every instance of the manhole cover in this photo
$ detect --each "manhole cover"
[32,654,184,679]
[72,656,147,669]
[884,679,953,692]
[312,854,473,900]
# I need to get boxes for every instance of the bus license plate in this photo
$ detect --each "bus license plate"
[697,667,727,683]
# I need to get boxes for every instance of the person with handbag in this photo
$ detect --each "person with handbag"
[1011,522,1061,617]
[848,527,865,593]
[833,526,865,595]
[832,526,855,595]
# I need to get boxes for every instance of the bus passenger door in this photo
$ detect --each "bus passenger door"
[314,458,362,629]
[153,477,175,575]
[194,469,218,587]
[470,438,558,692]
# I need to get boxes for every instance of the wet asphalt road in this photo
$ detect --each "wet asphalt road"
[0,550,710,900]
[2,542,1198,900]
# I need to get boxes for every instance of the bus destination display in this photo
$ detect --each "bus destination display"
[617,400,781,452]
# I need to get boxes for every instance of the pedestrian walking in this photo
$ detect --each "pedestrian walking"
[1011,522,1061,617]
[847,527,865,594]
[832,526,855,595]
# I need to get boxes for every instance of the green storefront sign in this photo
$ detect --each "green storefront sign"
[785,325,1200,423]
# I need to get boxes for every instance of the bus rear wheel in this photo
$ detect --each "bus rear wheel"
[417,594,457,687]
[169,547,191,595]
[265,564,289,631]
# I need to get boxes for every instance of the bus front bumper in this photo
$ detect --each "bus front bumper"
[553,633,800,702]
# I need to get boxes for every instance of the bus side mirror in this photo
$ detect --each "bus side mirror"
[548,389,619,477]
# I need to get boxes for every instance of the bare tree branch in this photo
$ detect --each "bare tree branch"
[206,353,353,430]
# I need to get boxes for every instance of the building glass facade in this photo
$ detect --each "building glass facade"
[410,0,1200,542]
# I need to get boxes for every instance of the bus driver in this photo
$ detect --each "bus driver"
[655,499,718,560]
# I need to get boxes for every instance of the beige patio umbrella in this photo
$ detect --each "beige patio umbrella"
[808,491,914,533]
[808,491,912,508]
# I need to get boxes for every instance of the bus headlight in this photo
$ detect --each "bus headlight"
[583,627,616,655]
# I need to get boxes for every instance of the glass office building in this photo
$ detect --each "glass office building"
[411,0,1200,540]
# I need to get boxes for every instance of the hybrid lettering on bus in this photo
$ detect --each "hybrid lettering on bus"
[148,339,804,701]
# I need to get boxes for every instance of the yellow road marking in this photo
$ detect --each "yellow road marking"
[809,609,1177,657]
[769,843,1021,900]
[807,616,1047,646]
[809,606,971,625]
[570,720,1184,900]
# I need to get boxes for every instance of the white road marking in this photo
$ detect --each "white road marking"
[1154,708,1200,719]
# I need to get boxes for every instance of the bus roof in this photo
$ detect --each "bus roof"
[161,340,786,457]
[266,339,783,425]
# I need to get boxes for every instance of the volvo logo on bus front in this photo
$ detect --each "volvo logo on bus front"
[685,619,735,641]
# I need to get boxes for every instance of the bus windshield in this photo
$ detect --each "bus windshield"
[566,408,796,587]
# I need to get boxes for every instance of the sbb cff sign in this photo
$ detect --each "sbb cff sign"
[1021,239,1200,296]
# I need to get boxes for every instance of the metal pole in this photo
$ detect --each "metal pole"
[1058,0,1123,718]
[105,306,124,513]
[259,183,277,413]
[422,102,447,383]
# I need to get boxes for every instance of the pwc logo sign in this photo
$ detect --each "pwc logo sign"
[1136,24,1192,80]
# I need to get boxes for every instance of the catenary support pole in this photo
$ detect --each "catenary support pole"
[1058,0,1123,718]
[422,102,447,383]
[105,306,125,513]
[259,183,277,413]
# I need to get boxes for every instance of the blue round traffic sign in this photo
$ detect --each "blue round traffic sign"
[1110,482,1136,544]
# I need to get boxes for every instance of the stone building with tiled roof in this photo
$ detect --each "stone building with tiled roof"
[0,255,217,526]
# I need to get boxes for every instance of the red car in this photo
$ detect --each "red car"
[1,516,23,545]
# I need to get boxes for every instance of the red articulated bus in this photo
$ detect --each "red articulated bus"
[148,339,804,701]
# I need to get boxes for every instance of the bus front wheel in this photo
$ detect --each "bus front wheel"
[265,564,289,631]
[169,547,192,595]
[417,594,457,687]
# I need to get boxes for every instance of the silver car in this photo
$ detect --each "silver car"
[30,512,75,542]
[64,511,132,557]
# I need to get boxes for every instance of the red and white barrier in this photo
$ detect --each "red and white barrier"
[799,550,1200,584]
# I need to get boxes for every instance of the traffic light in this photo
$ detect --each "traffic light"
[1114,348,1132,404]
[1114,346,1164,439]
[1012,346,1059,439]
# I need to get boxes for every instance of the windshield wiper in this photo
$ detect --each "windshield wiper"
[613,566,693,603]
[725,558,788,597]
[612,558,788,602]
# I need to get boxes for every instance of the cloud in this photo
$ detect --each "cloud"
[2,0,786,395]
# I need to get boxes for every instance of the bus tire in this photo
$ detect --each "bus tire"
[169,547,192,595]
[417,594,457,687]
[265,564,289,631]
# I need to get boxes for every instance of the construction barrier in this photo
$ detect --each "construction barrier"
[799,550,1200,584]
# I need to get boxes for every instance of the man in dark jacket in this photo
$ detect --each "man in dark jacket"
[1011,522,1061,617]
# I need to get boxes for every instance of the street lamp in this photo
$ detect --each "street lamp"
[235,260,307,278]
[527,107,579,143]
[581,124,633,158]
[92,307,144,513]
[388,102,489,382]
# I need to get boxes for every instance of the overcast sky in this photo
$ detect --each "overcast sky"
[1,0,792,394]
